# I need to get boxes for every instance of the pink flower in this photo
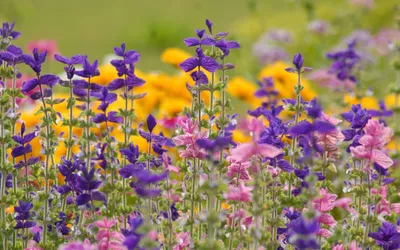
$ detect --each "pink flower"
[95,218,125,250]
[332,244,344,250]
[318,213,337,228]
[224,183,253,203]
[173,232,191,250]
[159,115,186,129]
[349,0,373,9]
[315,113,345,153]
[59,241,93,250]
[226,155,252,182]
[162,153,180,173]
[27,40,58,58]
[25,240,44,250]
[376,198,390,215]
[230,142,282,162]
[313,188,338,212]
[232,118,282,162]
[350,119,393,169]
[172,118,209,159]
[391,203,400,214]
[350,241,362,250]
[333,197,352,211]
[317,228,332,238]
[309,69,354,91]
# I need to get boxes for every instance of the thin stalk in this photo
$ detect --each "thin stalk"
[38,81,52,245]
[66,79,74,161]
[122,77,129,228]
[189,158,197,238]
[288,72,302,199]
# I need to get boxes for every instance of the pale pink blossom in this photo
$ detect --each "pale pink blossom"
[59,240,94,250]
[350,119,393,169]
[332,244,344,250]
[349,0,373,9]
[226,155,252,182]
[349,241,362,250]
[317,228,332,238]
[391,203,400,214]
[318,213,337,228]
[224,183,253,203]
[333,197,352,211]
[315,113,345,153]
[162,153,180,173]
[309,69,354,91]
[95,218,125,250]
[313,188,338,212]
[376,198,390,215]
[173,232,191,250]
[173,118,208,159]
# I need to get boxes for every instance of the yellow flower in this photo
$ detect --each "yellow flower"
[161,48,191,67]
[258,62,316,101]
[384,94,400,109]
[5,206,14,214]
[232,130,251,144]
[159,98,190,118]
[91,64,119,86]
[227,76,258,104]
[343,94,379,109]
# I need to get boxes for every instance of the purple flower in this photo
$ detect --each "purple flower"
[93,112,122,124]
[205,19,213,34]
[0,21,20,40]
[179,47,220,73]
[21,74,60,95]
[326,40,360,82]
[288,216,320,249]
[92,87,117,111]
[139,115,174,147]
[23,48,47,74]
[135,187,162,198]
[369,222,400,250]
[285,53,312,74]
[289,120,335,136]
[54,54,87,79]
[74,58,100,78]
[196,136,231,152]
[0,45,24,65]
[120,144,140,164]
[14,200,36,229]
[75,166,106,206]
[12,123,40,168]
[119,163,145,179]
[215,39,240,57]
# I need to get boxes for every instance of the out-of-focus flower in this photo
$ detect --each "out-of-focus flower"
[308,20,330,35]
[258,62,316,101]
[349,0,374,9]
[226,76,258,104]
[309,69,354,91]
[224,183,253,203]
[161,48,191,67]
[327,40,360,83]
[372,28,400,55]
[27,40,58,59]
[368,221,400,249]
[173,232,191,250]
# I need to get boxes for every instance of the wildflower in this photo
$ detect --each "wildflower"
[138,114,174,146]
[326,40,360,82]
[27,40,58,58]
[173,232,191,250]
[76,166,106,206]
[54,53,87,79]
[22,48,48,75]
[0,21,20,40]
[95,218,125,250]
[224,183,253,202]
[75,58,100,78]
[307,20,330,35]
[0,45,24,65]
[285,53,312,74]
[287,216,320,249]
[12,123,40,168]
[369,221,400,250]
[226,155,252,182]
[196,135,232,153]
[14,200,36,229]
[350,119,393,168]
[161,48,191,67]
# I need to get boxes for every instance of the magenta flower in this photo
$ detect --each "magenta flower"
[224,183,253,203]
[313,188,338,213]
[172,118,209,159]
[314,113,345,153]
[173,232,191,250]
[162,153,180,173]
[350,119,393,169]
[95,218,125,250]
[226,155,252,182]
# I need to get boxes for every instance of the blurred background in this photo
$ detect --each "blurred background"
[1,0,400,112]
